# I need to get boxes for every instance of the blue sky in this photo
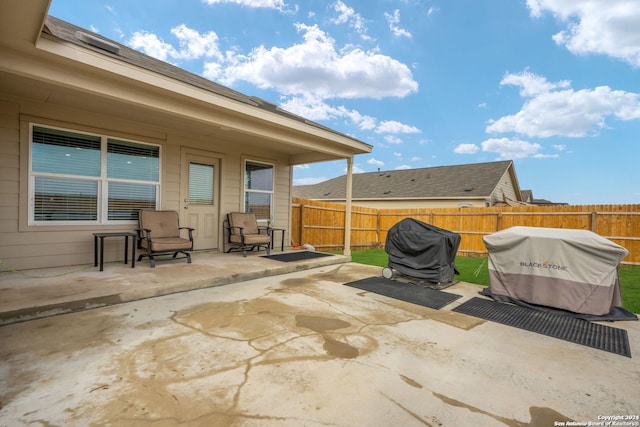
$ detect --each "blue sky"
[48,0,640,205]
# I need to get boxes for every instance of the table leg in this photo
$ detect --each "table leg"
[131,235,136,268]
[94,235,98,267]
[124,235,129,264]
[99,236,105,272]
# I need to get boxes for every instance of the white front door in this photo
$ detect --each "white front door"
[180,149,220,250]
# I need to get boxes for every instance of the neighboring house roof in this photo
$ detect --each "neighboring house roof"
[520,189,567,206]
[293,160,518,201]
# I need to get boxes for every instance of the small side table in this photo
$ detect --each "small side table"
[269,227,286,251]
[93,232,137,271]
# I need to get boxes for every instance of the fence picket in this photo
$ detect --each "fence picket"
[291,198,640,264]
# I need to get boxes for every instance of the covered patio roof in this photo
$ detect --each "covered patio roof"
[0,1,372,165]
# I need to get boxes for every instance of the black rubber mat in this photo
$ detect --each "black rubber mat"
[480,287,638,322]
[344,276,462,310]
[261,251,333,262]
[453,297,632,358]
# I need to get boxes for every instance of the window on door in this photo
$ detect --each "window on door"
[189,162,214,205]
[244,160,273,220]
[29,124,160,224]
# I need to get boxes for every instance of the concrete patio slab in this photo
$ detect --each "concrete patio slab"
[1,263,639,426]
[0,250,350,326]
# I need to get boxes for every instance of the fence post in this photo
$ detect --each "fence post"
[376,211,381,246]
[591,212,597,233]
[299,204,305,246]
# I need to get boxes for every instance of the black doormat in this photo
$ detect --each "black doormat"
[453,297,632,358]
[261,251,333,262]
[344,276,462,310]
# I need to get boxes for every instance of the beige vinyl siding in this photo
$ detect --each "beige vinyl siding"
[490,169,519,204]
[0,99,294,270]
[0,101,20,239]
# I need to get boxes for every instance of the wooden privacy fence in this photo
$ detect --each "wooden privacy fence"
[291,198,640,265]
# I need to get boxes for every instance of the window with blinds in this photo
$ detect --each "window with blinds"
[30,125,160,224]
[244,160,273,220]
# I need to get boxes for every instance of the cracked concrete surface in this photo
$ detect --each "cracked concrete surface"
[1,263,639,426]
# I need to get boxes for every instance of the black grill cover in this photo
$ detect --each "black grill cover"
[385,218,461,282]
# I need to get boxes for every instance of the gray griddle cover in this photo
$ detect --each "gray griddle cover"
[385,218,461,282]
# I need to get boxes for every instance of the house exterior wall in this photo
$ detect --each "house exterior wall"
[489,169,520,204]
[0,97,291,270]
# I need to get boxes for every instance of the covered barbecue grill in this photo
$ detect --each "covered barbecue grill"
[483,226,628,316]
[383,218,461,286]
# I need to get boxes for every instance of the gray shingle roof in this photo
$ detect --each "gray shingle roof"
[293,160,514,200]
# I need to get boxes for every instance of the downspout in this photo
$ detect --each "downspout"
[344,156,353,257]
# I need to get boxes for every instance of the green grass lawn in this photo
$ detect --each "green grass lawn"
[342,248,640,314]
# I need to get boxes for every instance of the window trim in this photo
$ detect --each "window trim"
[242,158,275,222]
[28,123,161,226]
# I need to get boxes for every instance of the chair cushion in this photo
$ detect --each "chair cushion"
[143,237,193,252]
[229,234,271,245]
[228,212,259,235]
[139,210,180,238]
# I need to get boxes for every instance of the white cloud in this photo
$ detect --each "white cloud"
[393,152,402,157]
[202,0,287,10]
[527,0,640,67]
[500,70,569,97]
[331,1,368,36]
[376,120,421,134]
[293,176,328,185]
[454,143,479,154]
[279,94,376,129]
[279,95,420,134]
[367,158,384,167]
[338,107,377,130]
[294,164,310,169]
[487,71,640,137]
[481,137,547,159]
[395,164,412,170]
[129,31,176,62]
[170,25,223,60]
[352,165,366,173]
[217,23,418,99]
[385,135,403,145]
[128,25,222,62]
[278,95,337,121]
[410,156,421,162]
[552,144,566,151]
[385,9,412,38]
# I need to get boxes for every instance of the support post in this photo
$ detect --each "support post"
[344,156,353,256]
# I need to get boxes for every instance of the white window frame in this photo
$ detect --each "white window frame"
[28,123,161,226]
[243,159,274,222]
